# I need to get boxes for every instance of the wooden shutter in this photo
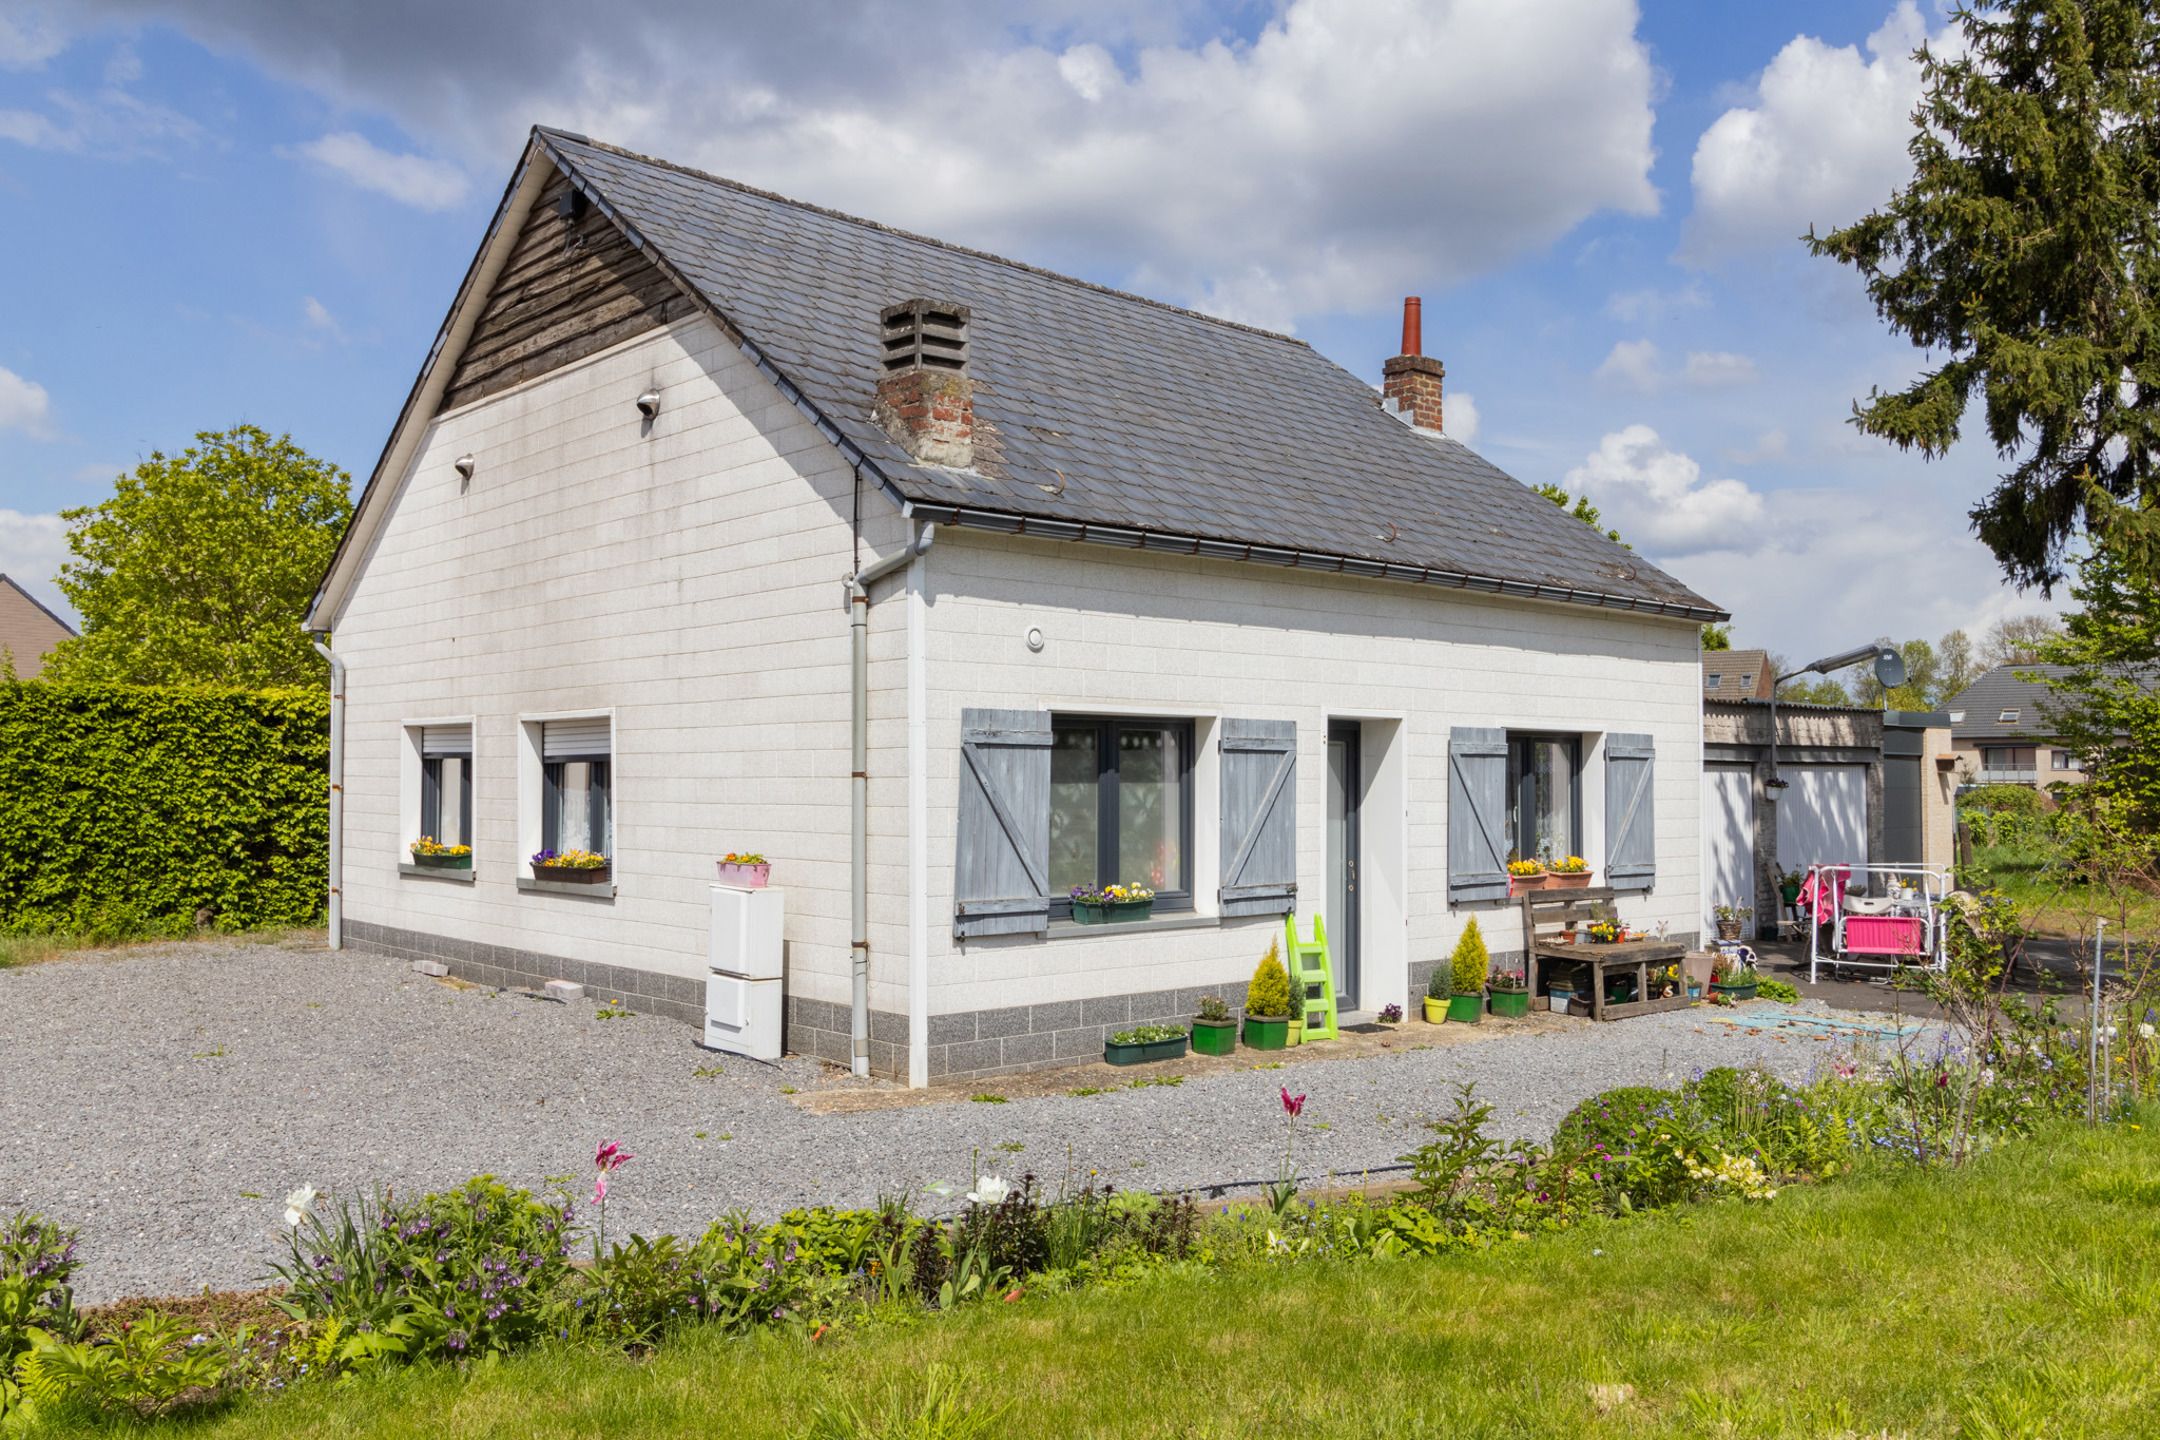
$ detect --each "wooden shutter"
[953,708,1052,937]
[420,723,472,757]
[1606,732,1656,892]
[1219,719,1297,918]
[542,716,610,759]
[1447,727,1509,903]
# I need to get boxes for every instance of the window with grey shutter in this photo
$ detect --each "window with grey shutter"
[954,708,1053,937]
[1219,718,1297,917]
[1447,727,1509,903]
[1605,733,1656,892]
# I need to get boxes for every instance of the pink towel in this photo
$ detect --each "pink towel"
[1796,866,1850,924]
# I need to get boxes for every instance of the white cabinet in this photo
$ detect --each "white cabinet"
[705,884,784,1060]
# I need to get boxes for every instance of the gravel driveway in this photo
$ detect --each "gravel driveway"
[4,939,1901,1303]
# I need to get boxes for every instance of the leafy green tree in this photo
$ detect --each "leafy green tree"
[1938,628,1981,703]
[1700,622,1732,652]
[2036,545,2160,828]
[43,427,351,688]
[1777,675,1856,707]
[1808,0,2160,589]
[1533,482,1625,546]
[1854,637,1943,710]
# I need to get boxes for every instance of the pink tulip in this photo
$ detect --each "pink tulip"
[592,1171,608,1206]
[1281,1086,1306,1118]
[594,1139,634,1172]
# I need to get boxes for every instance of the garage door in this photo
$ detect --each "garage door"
[1777,765,1868,885]
[1705,766,1756,939]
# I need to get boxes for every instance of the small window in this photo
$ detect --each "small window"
[1507,733,1581,862]
[1948,709,1965,723]
[1048,715,1193,916]
[417,723,473,848]
[2052,750,2082,772]
[541,718,612,856]
[1999,708,2020,724]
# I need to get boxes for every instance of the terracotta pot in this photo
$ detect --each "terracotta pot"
[1510,871,1548,892]
[1547,871,1593,889]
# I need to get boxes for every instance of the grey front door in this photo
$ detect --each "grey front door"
[1326,721,1361,1010]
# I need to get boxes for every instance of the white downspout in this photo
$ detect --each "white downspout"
[906,540,931,1088]
[846,521,935,1079]
[310,638,345,950]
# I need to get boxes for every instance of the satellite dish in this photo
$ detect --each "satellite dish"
[1874,648,1907,690]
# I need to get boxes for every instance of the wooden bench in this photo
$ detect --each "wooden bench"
[1520,886,1691,1022]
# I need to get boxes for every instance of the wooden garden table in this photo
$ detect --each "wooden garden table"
[1521,887,1693,1021]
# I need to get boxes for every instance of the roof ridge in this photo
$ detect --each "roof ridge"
[0,573,77,636]
[534,126,1313,350]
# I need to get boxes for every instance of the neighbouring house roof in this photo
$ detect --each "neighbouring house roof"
[311,128,1724,629]
[1944,665,2076,741]
[0,573,75,680]
[1701,648,1772,701]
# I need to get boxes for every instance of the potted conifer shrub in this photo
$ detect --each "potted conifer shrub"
[1242,942,1292,1050]
[1191,995,1238,1057]
[1422,966,1450,1023]
[1487,968,1530,1019]
[1445,918,1490,1024]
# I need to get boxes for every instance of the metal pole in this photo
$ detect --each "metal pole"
[310,639,345,950]
[2091,918,2107,1123]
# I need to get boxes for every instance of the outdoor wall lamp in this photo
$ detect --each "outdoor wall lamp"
[453,454,476,488]
[1764,643,1906,796]
[636,387,662,421]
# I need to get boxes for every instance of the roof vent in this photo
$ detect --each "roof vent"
[874,299,974,469]
[881,300,970,374]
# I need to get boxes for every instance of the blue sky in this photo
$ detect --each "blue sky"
[0,0,2061,661]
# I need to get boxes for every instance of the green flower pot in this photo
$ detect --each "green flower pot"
[1191,1019,1238,1057]
[1711,981,1758,1002]
[1488,990,1530,1019]
[1105,1036,1186,1066]
[412,852,471,869]
[1446,993,1484,1024]
[1072,899,1154,925]
[1243,1016,1289,1050]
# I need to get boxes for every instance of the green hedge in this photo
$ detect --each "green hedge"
[0,683,328,937]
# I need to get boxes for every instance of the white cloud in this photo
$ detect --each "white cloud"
[0,509,73,628]
[0,11,67,69]
[1565,424,1767,556]
[1685,1,1950,259]
[107,0,1661,330]
[0,83,202,155]
[1683,350,1758,387]
[0,366,53,438]
[301,295,345,341]
[292,132,471,211]
[1724,428,1789,465]
[1604,282,1706,323]
[1594,339,1662,392]
[1443,389,1479,447]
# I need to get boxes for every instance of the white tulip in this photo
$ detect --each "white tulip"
[966,1175,1011,1206]
[283,1184,319,1228]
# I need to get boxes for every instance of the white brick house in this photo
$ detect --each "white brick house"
[307,128,1726,1086]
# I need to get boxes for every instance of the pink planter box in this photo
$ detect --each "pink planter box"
[1844,915,1924,955]
[716,860,771,888]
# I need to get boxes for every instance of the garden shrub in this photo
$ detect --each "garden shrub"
[1246,942,1291,1018]
[1448,917,1491,995]
[2,1212,83,1417]
[0,683,328,936]
[1961,783,2050,818]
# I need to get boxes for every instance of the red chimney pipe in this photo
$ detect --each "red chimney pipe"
[1400,296,1423,358]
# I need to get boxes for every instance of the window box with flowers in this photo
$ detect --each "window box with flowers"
[1507,858,1547,893]
[1068,882,1155,925]
[410,837,471,871]
[1547,855,1594,889]
[531,848,610,884]
[1104,1024,1188,1066]
[716,852,770,887]
[1487,968,1530,1019]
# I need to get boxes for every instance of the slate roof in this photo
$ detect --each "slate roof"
[1701,648,1772,701]
[532,130,1721,622]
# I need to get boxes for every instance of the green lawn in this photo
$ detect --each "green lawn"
[47,1117,2160,1439]
[1969,838,2160,942]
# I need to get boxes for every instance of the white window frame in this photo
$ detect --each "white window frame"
[519,710,616,868]
[400,715,476,861]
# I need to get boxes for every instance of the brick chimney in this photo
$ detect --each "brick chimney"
[874,299,973,468]
[1381,296,1445,434]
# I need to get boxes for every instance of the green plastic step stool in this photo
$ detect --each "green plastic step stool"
[1284,913,1338,1044]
